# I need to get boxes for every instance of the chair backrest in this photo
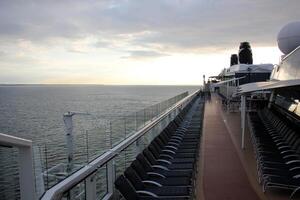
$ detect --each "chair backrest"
[148,143,160,159]
[115,175,139,200]
[131,160,148,180]
[124,166,145,190]
[292,138,300,152]
[152,140,164,153]
[136,154,153,172]
[143,148,157,165]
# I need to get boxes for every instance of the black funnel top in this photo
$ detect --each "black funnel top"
[238,42,253,64]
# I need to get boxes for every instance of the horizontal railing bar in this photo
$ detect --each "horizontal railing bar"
[41,89,199,200]
[0,132,32,147]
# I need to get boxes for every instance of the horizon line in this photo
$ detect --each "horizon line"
[0,83,202,86]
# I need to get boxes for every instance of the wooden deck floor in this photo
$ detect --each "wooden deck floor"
[195,94,290,200]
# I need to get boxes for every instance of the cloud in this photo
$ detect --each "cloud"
[123,50,169,59]
[0,51,5,57]
[0,0,299,51]
[68,49,87,54]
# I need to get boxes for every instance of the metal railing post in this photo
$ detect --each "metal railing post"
[135,112,138,131]
[19,146,36,200]
[107,160,115,197]
[0,133,36,200]
[136,138,143,154]
[85,173,96,200]
[109,122,112,148]
[241,95,246,149]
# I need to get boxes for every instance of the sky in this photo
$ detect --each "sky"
[0,0,300,85]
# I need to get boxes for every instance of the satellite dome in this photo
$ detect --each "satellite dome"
[277,21,300,54]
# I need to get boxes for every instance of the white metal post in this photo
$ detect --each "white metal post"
[33,146,45,198]
[0,133,36,200]
[107,160,115,197]
[226,82,229,111]
[135,112,138,131]
[19,146,36,200]
[136,137,143,153]
[85,173,96,200]
[241,95,246,149]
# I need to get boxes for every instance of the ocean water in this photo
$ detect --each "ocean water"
[0,85,198,199]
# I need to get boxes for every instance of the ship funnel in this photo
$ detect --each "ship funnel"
[238,42,253,64]
[230,54,238,66]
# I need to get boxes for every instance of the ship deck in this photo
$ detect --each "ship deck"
[196,94,290,200]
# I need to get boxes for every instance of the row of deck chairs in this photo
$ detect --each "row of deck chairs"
[248,107,300,198]
[114,97,203,200]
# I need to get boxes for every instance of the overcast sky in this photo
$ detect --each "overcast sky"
[0,0,299,85]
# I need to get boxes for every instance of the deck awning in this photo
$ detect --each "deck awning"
[213,76,246,86]
[237,79,300,94]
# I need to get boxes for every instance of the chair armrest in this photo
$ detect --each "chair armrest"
[290,187,300,200]
[286,160,300,165]
[147,172,166,178]
[290,167,300,171]
[293,175,300,179]
[164,145,178,151]
[157,159,172,165]
[174,132,184,137]
[168,141,180,146]
[273,138,283,143]
[162,149,175,155]
[276,142,286,146]
[278,146,290,150]
[172,136,183,140]
[142,180,162,187]
[152,165,170,171]
[137,190,158,197]
[280,150,294,154]
[169,138,181,143]
[160,154,174,160]
[283,154,298,160]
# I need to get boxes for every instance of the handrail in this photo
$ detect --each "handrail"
[0,132,32,147]
[0,133,35,200]
[41,89,199,200]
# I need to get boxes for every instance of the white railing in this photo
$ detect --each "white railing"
[0,133,35,200]
[41,90,200,200]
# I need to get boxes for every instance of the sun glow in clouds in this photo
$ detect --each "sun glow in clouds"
[39,46,281,85]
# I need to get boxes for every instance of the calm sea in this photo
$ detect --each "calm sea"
[0,85,198,199]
